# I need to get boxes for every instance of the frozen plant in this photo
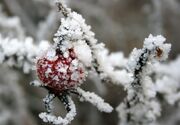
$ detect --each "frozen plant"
[117,35,171,125]
[0,34,50,73]
[0,0,179,125]
[31,1,113,125]
[53,1,132,86]
[154,56,180,105]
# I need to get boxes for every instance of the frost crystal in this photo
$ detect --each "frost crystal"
[0,1,177,125]
[154,56,180,105]
[32,1,113,125]
[39,96,76,125]
[77,88,113,113]
[53,0,132,86]
[117,34,171,125]
[0,34,50,73]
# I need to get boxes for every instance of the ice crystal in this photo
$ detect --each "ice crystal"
[117,34,171,125]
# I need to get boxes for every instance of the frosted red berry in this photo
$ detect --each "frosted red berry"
[36,48,86,93]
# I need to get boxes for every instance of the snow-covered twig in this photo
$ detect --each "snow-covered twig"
[1,1,179,125]
[31,1,113,125]
[117,35,171,125]
[0,34,50,73]
[154,56,180,105]
[54,0,131,85]
[39,95,76,125]
[76,87,113,113]
[43,93,56,113]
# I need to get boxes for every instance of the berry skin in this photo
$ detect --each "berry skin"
[36,48,86,94]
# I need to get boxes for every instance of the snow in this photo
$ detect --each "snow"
[77,87,113,113]
[43,93,55,113]
[63,51,69,58]
[153,56,180,105]
[58,66,68,73]
[144,34,171,61]
[73,40,92,67]
[143,76,156,98]
[108,52,127,67]
[46,49,58,61]
[71,72,79,81]
[155,75,180,105]
[54,12,84,41]
[0,0,178,125]
[117,34,172,125]
[155,56,180,80]
[52,0,133,87]
[0,34,50,73]
[39,96,76,125]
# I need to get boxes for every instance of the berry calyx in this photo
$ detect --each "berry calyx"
[36,48,86,93]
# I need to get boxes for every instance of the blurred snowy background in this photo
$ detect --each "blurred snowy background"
[0,0,180,125]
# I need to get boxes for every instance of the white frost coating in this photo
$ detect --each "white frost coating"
[156,76,180,105]
[46,49,58,61]
[144,35,165,50]
[0,34,50,73]
[94,47,132,85]
[39,96,76,125]
[53,1,131,86]
[127,48,143,72]
[108,52,127,67]
[156,77,179,95]
[54,11,86,42]
[153,56,180,105]
[146,100,161,121]
[54,0,71,13]
[38,40,51,55]
[73,40,92,67]
[117,34,171,125]
[127,34,171,73]
[77,87,113,113]
[143,76,156,98]
[1,0,178,124]
[43,94,56,113]
[110,70,133,86]
[117,99,161,125]
[155,56,180,81]
[144,34,171,61]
